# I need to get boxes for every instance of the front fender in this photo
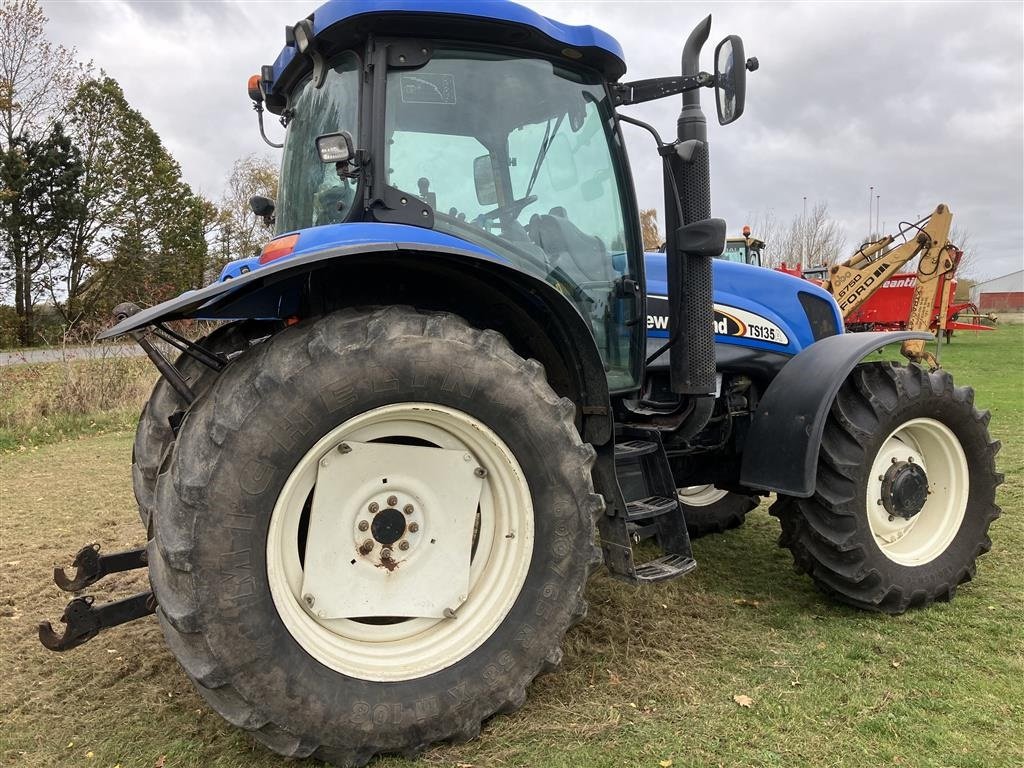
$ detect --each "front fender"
[739,331,933,497]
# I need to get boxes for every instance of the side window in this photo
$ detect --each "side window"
[387,132,487,222]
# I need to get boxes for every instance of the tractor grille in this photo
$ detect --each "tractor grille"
[799,291,840,340]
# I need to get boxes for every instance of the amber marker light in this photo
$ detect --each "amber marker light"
[259,234,300,265]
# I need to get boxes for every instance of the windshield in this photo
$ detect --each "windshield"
[385,50,639,389]
[277,52,361,234]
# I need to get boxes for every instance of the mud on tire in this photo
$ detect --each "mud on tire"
[147,307,603,766]
[771,362,1001,614]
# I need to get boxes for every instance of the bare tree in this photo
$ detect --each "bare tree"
[744,202,846,269]
[212,154,279,275]
[0,0,81,150]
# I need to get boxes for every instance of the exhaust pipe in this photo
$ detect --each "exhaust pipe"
[664,16,716,399]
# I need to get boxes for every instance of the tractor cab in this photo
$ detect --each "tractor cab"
[720,227,763,266]
[247,1,752,392]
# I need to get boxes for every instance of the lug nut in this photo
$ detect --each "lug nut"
[399,541,410,551]
[368,502,379,514]
[358,520,369,532]
[381,548,393,560]
[404,504,414,515]
[360,539,374,555]
[387,495,398,507]
[408,522,419,533]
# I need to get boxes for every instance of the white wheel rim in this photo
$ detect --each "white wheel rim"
[677,485,730,507]
[865,417,969,566]
[266,403,534,682]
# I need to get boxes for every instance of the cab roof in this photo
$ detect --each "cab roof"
[264,0,626,105]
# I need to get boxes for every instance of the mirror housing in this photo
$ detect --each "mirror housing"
[714,35,746,125]
[473,155,498,205]
[675,217,726,258]
[249,195,276,227]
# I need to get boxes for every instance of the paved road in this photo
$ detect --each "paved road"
[0,344,145,367]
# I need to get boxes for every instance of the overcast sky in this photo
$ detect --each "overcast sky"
[43,0,1024,279]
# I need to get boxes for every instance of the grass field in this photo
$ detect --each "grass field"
[1,326,1022,768]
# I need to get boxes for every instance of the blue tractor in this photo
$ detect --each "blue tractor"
[39,2,1000,764]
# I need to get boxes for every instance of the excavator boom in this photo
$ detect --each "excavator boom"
[822,204,957,366]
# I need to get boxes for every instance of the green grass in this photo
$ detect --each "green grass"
[1,326,1021,768]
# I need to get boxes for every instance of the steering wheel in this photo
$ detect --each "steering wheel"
[479,195,538,222]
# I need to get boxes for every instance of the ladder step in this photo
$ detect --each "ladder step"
[634,554,698,583]
[614,439,659,460]
[625,495,678,521]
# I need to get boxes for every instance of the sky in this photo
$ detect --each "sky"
[42,0,1024,280]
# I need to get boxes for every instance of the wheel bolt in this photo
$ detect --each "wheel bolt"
[408,522,419,533]
[404,504,414,515]
[360,539,374,555]
[358,520,369,532]
[303,594,315,608]
[399,541,410,551]
[474,467,487,478]
[368,502,379,514]
[381,548,393,560]
[387,495,398,507]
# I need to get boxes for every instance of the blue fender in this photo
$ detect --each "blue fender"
[99,222,615,446]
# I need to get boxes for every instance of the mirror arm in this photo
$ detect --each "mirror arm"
[611,72,713,107]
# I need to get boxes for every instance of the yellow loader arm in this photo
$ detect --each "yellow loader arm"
[822,203,957,367]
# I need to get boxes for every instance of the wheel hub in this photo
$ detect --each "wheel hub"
[881,461,929,520]
[371,507,406,547]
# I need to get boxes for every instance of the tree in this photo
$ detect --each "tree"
[0,123,85,344]
[212,154,278,275]
[0,0,80,150]
[746,202,847,269]
[56,76,213,326]
[639,208,663,251]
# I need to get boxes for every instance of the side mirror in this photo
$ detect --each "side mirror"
[545,134,579,192]
[316,131,355,163]
[473,155,498,205]
[249,195,276,227]
[714,35,746,125]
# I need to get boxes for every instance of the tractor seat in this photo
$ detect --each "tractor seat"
[528,209,612,285]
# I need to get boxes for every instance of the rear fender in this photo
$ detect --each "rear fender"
[739,331,933,497]
[99,241,614,447]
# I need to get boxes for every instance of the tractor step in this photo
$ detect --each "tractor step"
[635,553,698,583]
[614,439,660,460]
[625,494,678,521]
[598,428,696,585]
[38,543,154,652]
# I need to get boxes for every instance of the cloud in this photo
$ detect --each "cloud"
[42,0,1023,278]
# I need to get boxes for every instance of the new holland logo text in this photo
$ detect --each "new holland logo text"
[645,297,789,346]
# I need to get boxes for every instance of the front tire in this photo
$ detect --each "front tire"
[148,307,602,765]
[676,486,759,539]
[771,362,1001,613]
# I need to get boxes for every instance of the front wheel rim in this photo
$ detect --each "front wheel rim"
[865,417,969,566]
[677,485,730,507]
[266,403,534,682]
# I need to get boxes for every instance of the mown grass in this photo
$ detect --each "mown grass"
[1,326,1021,768]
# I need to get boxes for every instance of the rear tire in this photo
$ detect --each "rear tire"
[676,486,759,539]
[771,362,1001,613]
[148,307,602,766]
